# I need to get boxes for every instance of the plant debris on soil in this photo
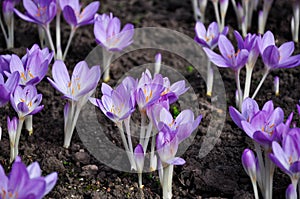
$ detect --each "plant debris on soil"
[0,0,299,198]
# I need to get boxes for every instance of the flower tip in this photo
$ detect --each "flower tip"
[242,149,256,178]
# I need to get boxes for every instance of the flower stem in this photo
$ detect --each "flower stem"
[143,122,153,150]
[38,26,46,48]
[117,123,136,170]
[243,64,254,99]
[62,26,76,61]
[7,16,14,48]
[149,131,157,171]
[212,0,221,30]
[139,110,147,145]
[0,16,8,46]
[251,68,269,99]
[102,51,113,82]
[254,142,265,192]
[25,115,33,136]
[63,101,75,148]
[124,117,134,158]
[250,177,259,199]
[12,117,25,163]
[56,10,63,60]
[162,164,174,199]
[206,60,213,97]
[235,69,243,111]
[138,172,143,189]
[44,24,56,58]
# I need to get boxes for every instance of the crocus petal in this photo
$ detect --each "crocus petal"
[253,131,272,147]
[134,144,145,173]
[166,157,186,165]
[218,35,235,59]
[203,47,229,68]
[44,172,58,196]
[62,5,77,26]
[27,162,42,178]
[78,1,100,25]
[262,45,280,69]
[229,106,244,129]
[279,41,294,60]
[262,100,274,113]
[269,141,290,174]
[286,184,297,199]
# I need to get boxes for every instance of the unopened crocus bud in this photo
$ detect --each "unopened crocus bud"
[134,144,145,173]
[242,149,256,180]
[199,0,208,21]
[220,0,228,18]
[155,53,162,75]
[7,116,18,162]
[274,76,279,96]
[286,184,297,199]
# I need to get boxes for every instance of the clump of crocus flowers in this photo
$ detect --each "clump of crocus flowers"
[0,156,58,198]
[230,98,300,199]
[90,54,201,198]
[203,29,300,111]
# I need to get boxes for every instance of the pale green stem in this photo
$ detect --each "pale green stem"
[254,142,265,192]
[44,24,56,57]
[251,68,269,99]
[235,69,243,111]
[25,115,33,135]
[13,117,25,163]
[162,164,174,199]
[62,26,76,60]
[212,1,221,30]
[143,122,153,150]
[139,110,147,145]
[264,150,275,199]
[38,26,45,48]
[150,130,157,171]
[243,64,254,99]
[124,117,134,157]
[63,101,75,148]
[138,173,143,188]
[250,177,259,199]
[56,10,63,60]
[102,51,113,82]
[0,16,8,45]
[117,123,136,170]
[7,16,14,48]
[206,60,213,97]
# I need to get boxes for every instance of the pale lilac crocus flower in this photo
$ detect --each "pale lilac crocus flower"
[0,156,57,199]
[94,13,134,82]
[48,60,101,148]
[58,0,100,60]
[194,21,228,96]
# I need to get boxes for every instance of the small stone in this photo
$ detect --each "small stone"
[80,165,99,176]
[74,151,90,164]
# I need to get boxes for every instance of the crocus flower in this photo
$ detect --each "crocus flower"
[194,21,228,49]
[6,51,52,86]
[60,0,100,28]
[242,149,257,180]
[160,78,189,104]
[89,82,135,124]
[2,0,20,24]
[156,129,185,165]
[48,60,100,101]
[0,72,20,107]
[10,85,43,119]
[0,156,57,199]
[7,116,18,162]
[94,13,134,52]
[135,69,165,111]
[22,44,53,66]
[241,102,284,148]
[203,35,249,71]
[48,60,101,148]
[229,97,259,129]
[134,144,145,188]
[269,128,300,182]
[14,0,57,26]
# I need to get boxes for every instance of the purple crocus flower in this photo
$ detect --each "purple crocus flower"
[94,13,134,52]
[0,72,20,107]
[241,102,284,148]
[270,128,300,183]
[0,156,57,199]
[194,21,228,49]
[59,0,100,28]
[6,51,52,86]
[156,129,185,165]
[22,44,53,66]
[160,78,189,104]
[234,31,259,68]
[89,82,136,124]
[135,69,165,111]
[203,35,249,71]
[242,149,257,181]
[229,97,260,129]
[10,85,44,118]
[48,60,100,101]
[14,0,56,26]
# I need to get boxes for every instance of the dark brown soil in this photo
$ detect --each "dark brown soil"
[0,0,299,198]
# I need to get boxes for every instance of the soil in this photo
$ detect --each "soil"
[0,0,299,198]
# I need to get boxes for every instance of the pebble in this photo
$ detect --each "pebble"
[74,151,90,164]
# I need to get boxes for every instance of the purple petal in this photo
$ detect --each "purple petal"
[62,5,77,26]
[203,47,229,68]
[262,45,280,69]
[279,41,294,60]
[229,106,244,129]
[78,1,100,26]
[166,157,186,165]
[44,172,58,196]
